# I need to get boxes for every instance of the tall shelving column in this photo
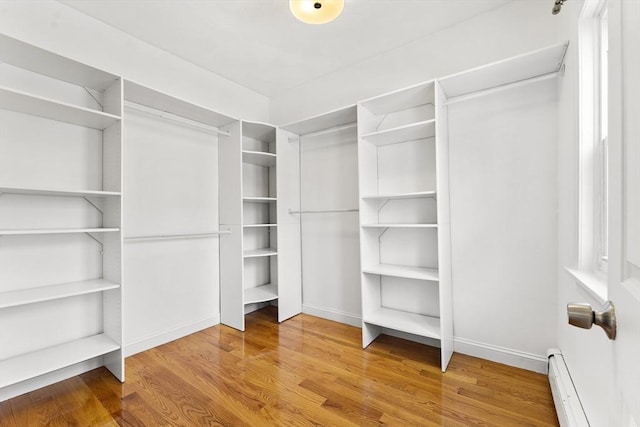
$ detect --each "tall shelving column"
[357,80,453,371]
[0,35,124,399]
[220,121,301,331]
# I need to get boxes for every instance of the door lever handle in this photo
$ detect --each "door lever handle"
[567,301,616,340]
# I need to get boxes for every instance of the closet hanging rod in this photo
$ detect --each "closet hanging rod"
[288,208,359,214]
[124,101,231,136]
[288,122,357,142]
[124,230,231,241]
[443,71,560,106]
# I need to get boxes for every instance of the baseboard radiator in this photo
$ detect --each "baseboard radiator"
[547,349,590,427]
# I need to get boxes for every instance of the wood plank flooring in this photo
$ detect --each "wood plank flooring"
[0,307,558,426]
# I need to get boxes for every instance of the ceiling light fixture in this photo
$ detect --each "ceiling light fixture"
[289,0,344,24]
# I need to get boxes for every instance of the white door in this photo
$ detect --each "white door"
[607,0,640,424]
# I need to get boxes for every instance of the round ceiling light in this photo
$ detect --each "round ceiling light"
[289,0,345,24]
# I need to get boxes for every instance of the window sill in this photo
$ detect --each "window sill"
[564,267,607,304]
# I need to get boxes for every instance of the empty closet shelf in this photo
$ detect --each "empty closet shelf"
[243,197,277,203]
[364,308,441,340]
[242,150,276,167]
[360,120,435,146]
[361,191,436,200]
[362,264,439,281]
[243,224,278,228]
[244,284,278,305]
[361,224,437,228]
[244,248,277,258]
[0,334,120,388]
[0,279,120,309]
[0,86,121,130]
[0,227,120,235]
[0,186,121,197]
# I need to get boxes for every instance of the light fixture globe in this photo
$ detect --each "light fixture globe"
[289,0,344,24]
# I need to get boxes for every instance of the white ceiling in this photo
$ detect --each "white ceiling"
[61,0,513,97]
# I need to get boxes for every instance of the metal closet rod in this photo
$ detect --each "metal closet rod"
[443,71,560,106]
[124,101,231,136]
[288,122,357,142]
[289,208,359,214]
[124,230,231,241]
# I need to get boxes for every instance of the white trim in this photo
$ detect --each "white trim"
[302,304,361,327]
[454,337,548,374]
[565,267,607,303]
[123,314,220,357]
[547,349,590,427]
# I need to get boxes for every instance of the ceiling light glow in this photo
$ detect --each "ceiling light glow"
[289,0,345,24]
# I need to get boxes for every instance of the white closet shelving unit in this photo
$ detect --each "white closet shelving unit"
[219,121,301,331]
[0,35,124,396]
[357,80,454,371]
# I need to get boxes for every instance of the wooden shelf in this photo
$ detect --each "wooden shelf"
[0,34,119,91]
[242,150,276,167]
[363,264,439,282]
[244,284,278,305]
[0,334,120,388]
[364,307,441,339]
[0,186,121,198]
[243,248,278,258]
[243,197,277,203]
[361,224,437,228]
[0,86,121,130]
[360,120,435,146]
[361,191,436,200]
[360,81,435,115]
[0,227,120,235]
[0,279,120,309]
[242,224,277,228]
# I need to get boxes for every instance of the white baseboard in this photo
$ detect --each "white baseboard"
[124,314,220,357]
[547,349,589,427]
[454,337,548,373]
[302,304,361,327]
[0,358,103,402]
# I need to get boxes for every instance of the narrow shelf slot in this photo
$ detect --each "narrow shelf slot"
[0,334,120,388]
[360,120,435,146]
[361,224,437,228]
[362,264,439,282]
[0,186,121,198]
[364,307,441,339]
[242,224,278,228]
[243,248,278,258]
[0,86,121,130]
[361,191,436,200]
[244,284,278,305]
[243,197,277,203]
[0,228,120,235]
[242,150,276,167]
[0,279,119,309]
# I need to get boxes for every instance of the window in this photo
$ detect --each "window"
[577,0,609,298]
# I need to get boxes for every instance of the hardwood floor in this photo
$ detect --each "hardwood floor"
[0,307,558,426]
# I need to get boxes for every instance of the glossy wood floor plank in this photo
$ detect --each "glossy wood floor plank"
[0,307,558,426]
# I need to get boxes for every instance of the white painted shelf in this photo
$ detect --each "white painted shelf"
[361,190,436,200]
[0,334,120,388]
[243,248,278,258]
[243,197,277,203]
[0,86,121,130]
[362,264,439,282]
[244,284,278,305]
[361,223,438,228]
[242,150,277,167]
[364,308,441,340]
[0,227,120,235]
[280,105,357,135]
[360,81,435,115]
[242,224,278,228]
[0,186,121,198]
[0,279,120,309]
[360,120,436,146]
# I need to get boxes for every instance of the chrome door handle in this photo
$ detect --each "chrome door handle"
[567,301,616,340]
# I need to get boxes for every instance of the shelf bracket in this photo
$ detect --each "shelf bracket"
[374,114,389,131]
[83,86,104,108]
[85,232,104,254]
[83,196,104,214]
[377,227,390,243]
[376,198,391,214]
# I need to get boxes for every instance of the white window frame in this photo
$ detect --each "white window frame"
[577,0,609,300]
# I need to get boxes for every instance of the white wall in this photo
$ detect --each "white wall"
[270,0,560,125]
[0,0,269,122]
